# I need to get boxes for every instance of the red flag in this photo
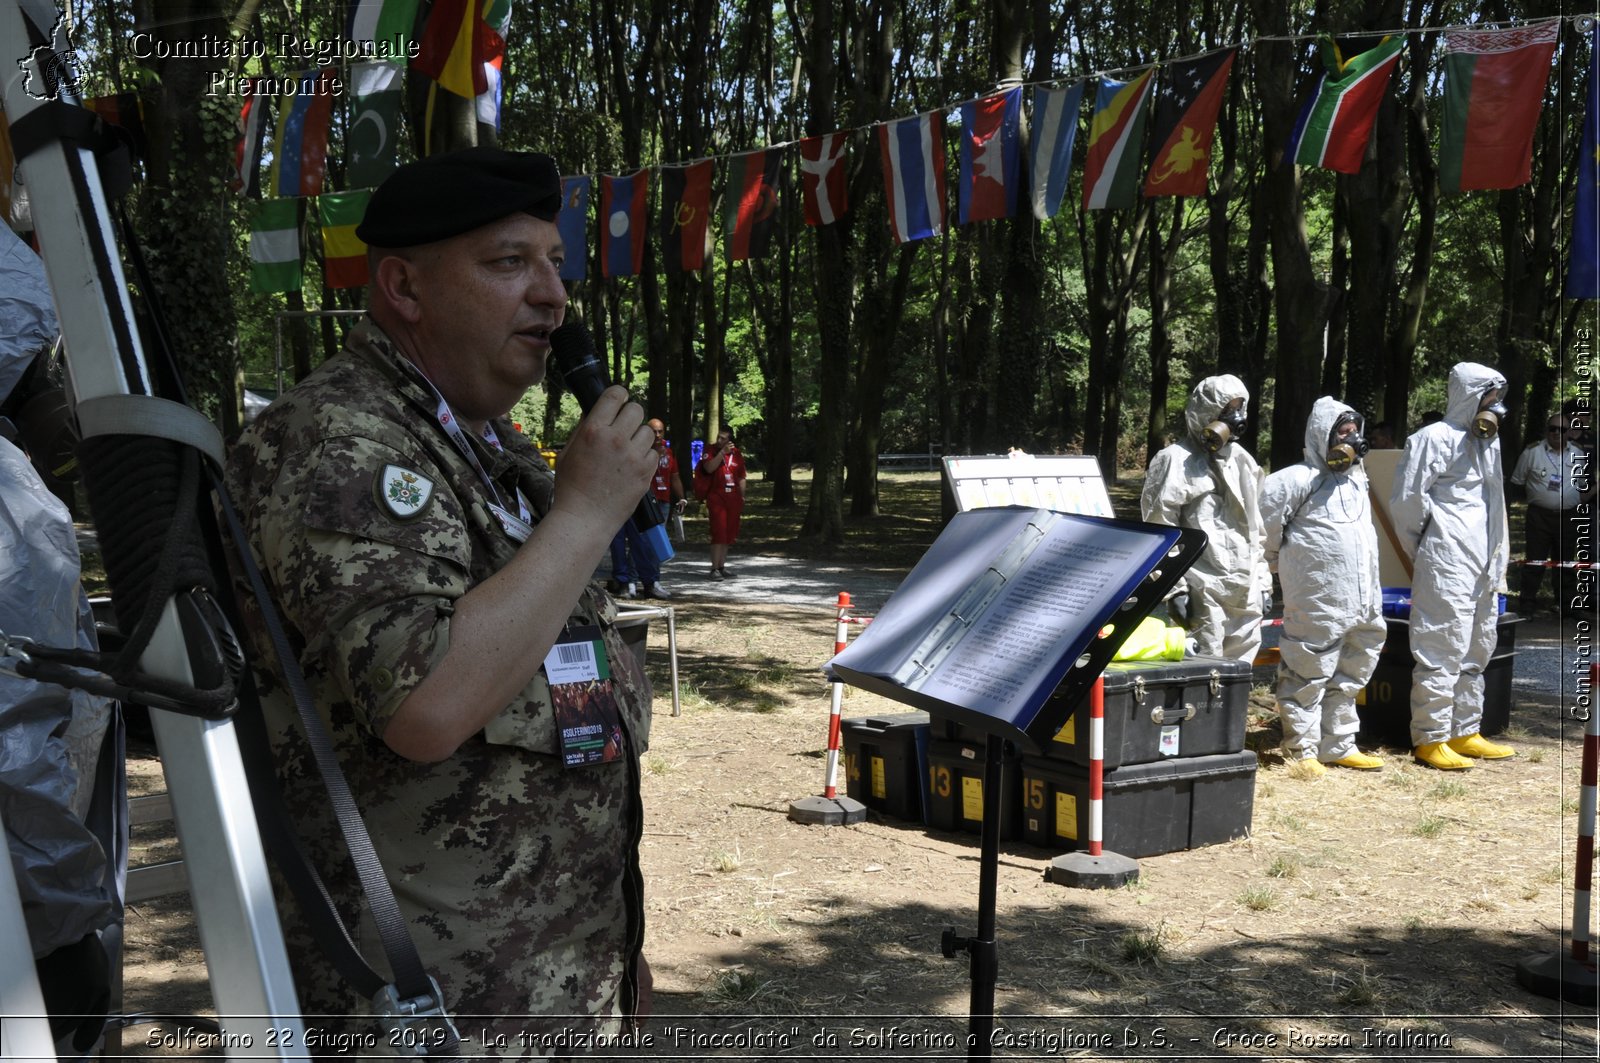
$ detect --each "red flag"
[799,132,848,226]
[600,170,649,278]
[1439,21,1559,193]
[658,161,712,272]
[1144,49,1235,197]
[723,149,782,261]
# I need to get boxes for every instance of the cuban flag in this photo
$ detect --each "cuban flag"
[600,170,649,278]
[958,88,1021,224]
[1029,83,1084,220]
[877,111,947,244]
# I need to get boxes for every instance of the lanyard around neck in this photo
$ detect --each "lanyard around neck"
[417,377,532,527]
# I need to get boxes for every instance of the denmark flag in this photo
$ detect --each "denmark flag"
[800,132,850,226]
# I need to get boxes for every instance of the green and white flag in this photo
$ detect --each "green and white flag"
[249,198,302,294]
[346,0,420,61]
[349,61,402,189]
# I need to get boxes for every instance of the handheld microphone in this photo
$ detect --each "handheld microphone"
[549,321,673,567]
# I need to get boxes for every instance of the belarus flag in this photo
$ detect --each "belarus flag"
[600,170,649,278]
[800,132,849,226]
[878,111,947,244]
[958,88,1021,224]
[1438,21,1558,194]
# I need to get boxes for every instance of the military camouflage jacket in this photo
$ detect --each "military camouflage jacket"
[227,319,650,1049]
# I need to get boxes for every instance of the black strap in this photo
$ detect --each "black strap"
[8,99,134,199]
[213,478,457,1048]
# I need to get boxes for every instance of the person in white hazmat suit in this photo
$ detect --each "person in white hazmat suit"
[1260,398,1387,776]
[1389,362,1516,770]
[1142,374,1272,663]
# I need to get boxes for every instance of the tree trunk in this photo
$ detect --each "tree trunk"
[1250,18,1327,469]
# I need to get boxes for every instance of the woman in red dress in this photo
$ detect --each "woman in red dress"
[698,424,746,578]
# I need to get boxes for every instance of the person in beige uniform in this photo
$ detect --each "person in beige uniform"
[227,147,658,1048]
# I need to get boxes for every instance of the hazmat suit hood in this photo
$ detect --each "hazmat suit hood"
[1303,396,1361,473]
[0,225,59,405]
[1184,374,1250,452]
[1443,362,1506,433]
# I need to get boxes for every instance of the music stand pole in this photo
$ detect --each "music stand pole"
[942,732,1003,1060]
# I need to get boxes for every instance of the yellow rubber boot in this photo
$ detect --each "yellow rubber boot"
[1414,741,1473,770]
[1289,757,1326,779]
[1447,733,1517,759]
[1330,751,1384,771]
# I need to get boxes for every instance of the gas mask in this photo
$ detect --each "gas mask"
[1472,400,1509,439]
[1325,416,1368,471]
[1202,407,1247,453]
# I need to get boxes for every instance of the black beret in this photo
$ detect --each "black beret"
[355,147,563,247]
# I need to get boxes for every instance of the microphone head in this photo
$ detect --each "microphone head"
[548,320,609,410]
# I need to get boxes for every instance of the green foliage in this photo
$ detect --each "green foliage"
[52,0,1593,487]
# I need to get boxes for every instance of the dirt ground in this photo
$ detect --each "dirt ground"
[116,585,1600,1060]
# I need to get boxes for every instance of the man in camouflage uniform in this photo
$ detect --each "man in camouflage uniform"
[226,148,658,1050]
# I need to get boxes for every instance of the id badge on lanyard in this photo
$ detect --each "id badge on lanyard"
[544,625,625,767]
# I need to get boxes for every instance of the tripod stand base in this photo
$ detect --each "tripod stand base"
[1046,850,1140,889]
[1515,950,1598,1005]
[787,795,868,825]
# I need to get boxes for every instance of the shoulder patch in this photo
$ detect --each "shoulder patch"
[376,464,435,520]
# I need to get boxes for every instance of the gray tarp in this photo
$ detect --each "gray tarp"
[0,223,120,959]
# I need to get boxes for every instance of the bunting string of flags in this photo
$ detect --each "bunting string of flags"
[205,11,1596,294]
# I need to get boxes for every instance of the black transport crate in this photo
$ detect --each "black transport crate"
[841,712,930,824]
[1018,750,1257,858]
[1358,615,1520,742]
[924,737,1021,839]
[1040,657,1251,769]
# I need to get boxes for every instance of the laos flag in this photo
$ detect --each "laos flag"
[878,111,946,244]
[600,169,649,278]
[958,88,1021,224]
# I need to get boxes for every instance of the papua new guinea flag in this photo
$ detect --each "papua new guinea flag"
[600,170,649,278]
[1144,48,1235,198]
[1082,70,1154,210]
[723,149,782,261]
[1438,21,1558,194]
[878,111,947,243]
[659,160,712,271]
[1283,36,1404,174]
[958,87,1021,224]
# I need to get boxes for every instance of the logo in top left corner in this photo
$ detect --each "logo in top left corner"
[18,12,83,102]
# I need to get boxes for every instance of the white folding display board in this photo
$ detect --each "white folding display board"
[943,454,1115,517]
[1362,449,1411,588]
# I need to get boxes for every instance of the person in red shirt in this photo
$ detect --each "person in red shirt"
[646,418,686,526]
[698,423,746,578]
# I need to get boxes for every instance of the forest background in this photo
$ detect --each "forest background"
[33,0,1600,545]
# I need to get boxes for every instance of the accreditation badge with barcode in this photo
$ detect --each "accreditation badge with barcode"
[544,625,626,767]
